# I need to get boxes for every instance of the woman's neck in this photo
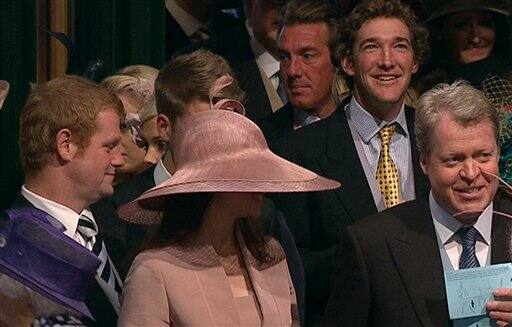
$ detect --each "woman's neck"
[198,202,238,257]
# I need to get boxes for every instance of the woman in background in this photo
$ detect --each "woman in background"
[101,65,166,184]
[414,0,510,93]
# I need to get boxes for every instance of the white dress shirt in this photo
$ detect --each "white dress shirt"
[153,159,173,186]
[21,185,98,248]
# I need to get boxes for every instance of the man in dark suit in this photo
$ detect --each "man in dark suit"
[257,0,340,149]
[272,0,430,322]
[181,0,288,122]
[5,75,126,326]
[165,0,241,57]
[326,80,512,326]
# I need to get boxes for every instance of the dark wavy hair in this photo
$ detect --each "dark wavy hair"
[147,193,270,263]
[337,0,430,66]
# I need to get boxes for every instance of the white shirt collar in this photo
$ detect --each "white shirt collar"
[246,23,280,79]
[21,185,96,239]
[165,0,205,37]
[345,96,408,144]
[430,191,493,246]
[153,159,173,186]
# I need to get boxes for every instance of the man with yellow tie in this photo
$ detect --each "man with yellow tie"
[272,0,430,323]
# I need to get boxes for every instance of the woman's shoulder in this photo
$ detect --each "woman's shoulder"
[131,243,221,271]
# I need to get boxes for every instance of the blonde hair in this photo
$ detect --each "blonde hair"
[102,65,159,122]
[416,80,499,155]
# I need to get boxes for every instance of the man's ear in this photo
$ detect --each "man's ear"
[412,59,419,74]
[156,114,171,142]
[420,154,428,176]
[55,129,78,162]
[340,56,356,77]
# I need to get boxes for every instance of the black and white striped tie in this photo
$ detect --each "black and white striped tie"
[77,215,123,312]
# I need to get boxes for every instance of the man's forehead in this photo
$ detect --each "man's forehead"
[279,22,330,44]
[356,17,412,43]
[263,0,287,5]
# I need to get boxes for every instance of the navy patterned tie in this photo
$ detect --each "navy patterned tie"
[457,226,480,269]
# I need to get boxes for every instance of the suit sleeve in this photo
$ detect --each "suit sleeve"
[118,257,174,327]
[324,226,371,327]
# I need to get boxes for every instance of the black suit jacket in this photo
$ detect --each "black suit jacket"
[179,26,273,122]
[273,97,429,320]
[90,166,158,279]
[325,195,512,326]
[257,102,294,151]
[11,195,118,327]
[165,9,241,58]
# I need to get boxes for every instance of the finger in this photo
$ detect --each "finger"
[494,288,512,299]
[487,301,512,312]
[494,320,510,327]
[488,310,512,324]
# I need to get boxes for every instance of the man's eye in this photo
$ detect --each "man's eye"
[158,141,167,152]
[278,54,289,62]
[363,44,377,51]
[477,153,492,161]
[303,52,315,60]
[395,43,410,50]
[443,157,460,166]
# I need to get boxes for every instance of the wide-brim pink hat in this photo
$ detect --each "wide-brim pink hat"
[118,110,340,224]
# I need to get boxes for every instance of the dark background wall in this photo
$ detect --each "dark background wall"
[0,0,37,211]
[0,0,166,210]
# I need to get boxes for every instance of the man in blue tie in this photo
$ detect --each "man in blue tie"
[1,75,126,326]
[325,80,512,326]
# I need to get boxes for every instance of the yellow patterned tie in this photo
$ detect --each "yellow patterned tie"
[376,123,400,207]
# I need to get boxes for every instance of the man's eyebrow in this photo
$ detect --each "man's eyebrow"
[359,36,412,45]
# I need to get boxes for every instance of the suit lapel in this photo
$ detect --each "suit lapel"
[491,210,512,264]
[387,199,450,326]
[317,102,377,223]
[229,36,272,122]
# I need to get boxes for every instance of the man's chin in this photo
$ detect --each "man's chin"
[452,202,490,222]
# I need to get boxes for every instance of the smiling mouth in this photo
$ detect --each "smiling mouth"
[456,186,485,199]
[374,75,400,82]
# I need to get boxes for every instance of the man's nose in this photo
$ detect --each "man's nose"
[287,56,303,77]
[111,145,125,167]
[144,145,162,165]
[459,159,480,181]
[378,47,394,69]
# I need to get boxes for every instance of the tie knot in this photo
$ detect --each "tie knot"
[77,215,98,240]
[457,226,479,247]
[379,123,396,144]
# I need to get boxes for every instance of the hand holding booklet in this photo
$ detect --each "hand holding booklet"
[444,263,512,326]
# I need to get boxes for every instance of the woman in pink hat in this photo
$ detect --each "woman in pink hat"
[117,109,340,326]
